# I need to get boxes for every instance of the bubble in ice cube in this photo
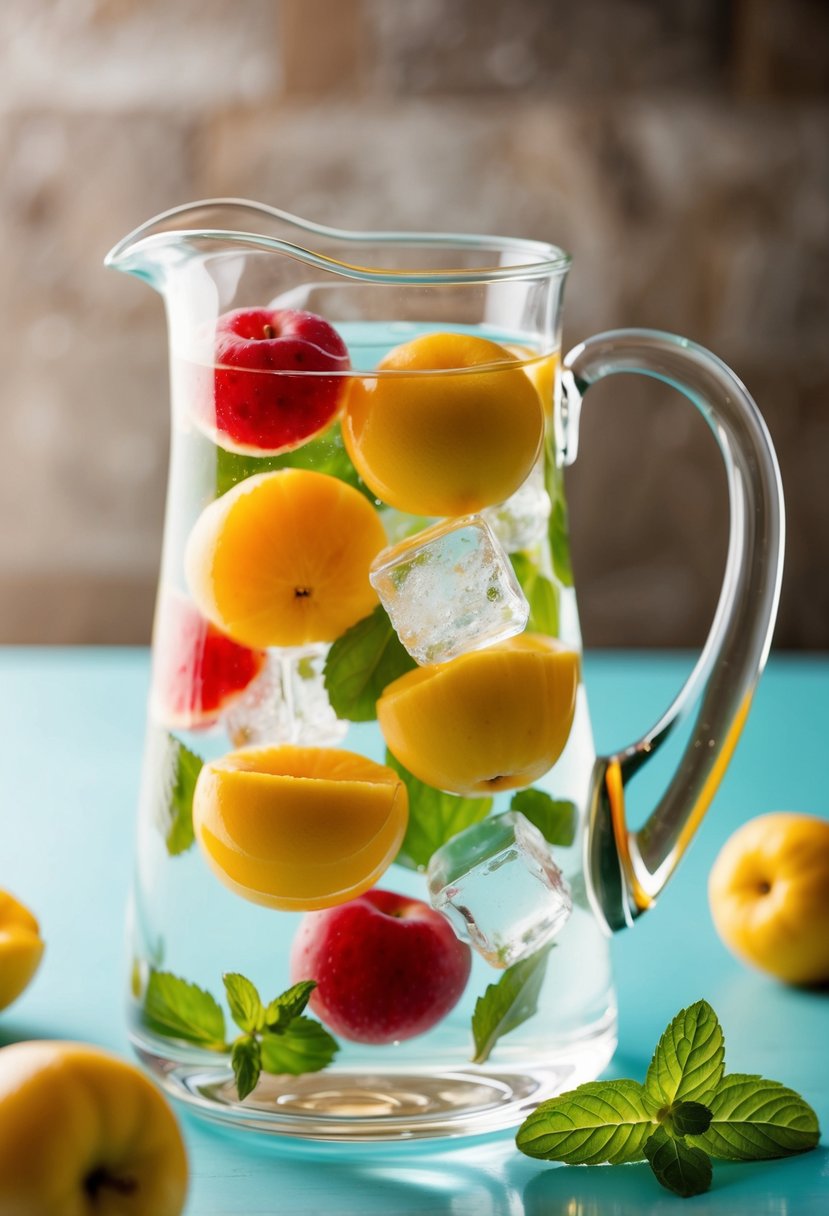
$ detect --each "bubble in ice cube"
[482,456,551,553]
[427,810,573,968]
[369,515,529,666]
[223,645,347,748]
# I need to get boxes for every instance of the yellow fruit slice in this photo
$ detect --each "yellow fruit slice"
[378,634,579,796]
[185,469,387,649]
[193,745,409,910]
[342,332,545,516]
[0,891,44,1013]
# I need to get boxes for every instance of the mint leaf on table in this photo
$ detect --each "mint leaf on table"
[387,751,492,871]
[324,605,417,722]
[663,1100,713,1138]
[518,1079,658,1164]
[510,553,559,636]
[223,972,265,1034]
[644,1126,713,1198]
[509,789,576,847]
[260,1017,339,1075]
[471,946,552,1064]
[151,732,203,856]
[687,1074,820,1161]
[645,999,725,1106]
[264,979,316,1031]
[144,970,226,1050]
[231,1036,262,1101]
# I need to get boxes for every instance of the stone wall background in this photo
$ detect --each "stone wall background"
[1,0,827,648]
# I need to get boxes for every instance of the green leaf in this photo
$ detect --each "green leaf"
[510,553,559,636]
[151,732,203,856]
[387,751,492,871]
[688,1074,821,1161]
[231,1035,261,1101]
[471,946,552,1064]
[144,970,226,1050]
[264,980,317,1031]
[509,789,576,847]
[260,1017,340,1075]
[324,605,417,722]
[645,999,725,1106]
[223,973,264,1034]
[517,1079,658,1165]
[543,449,574,588]
[214,421,373,500]
[645,1125,712,1198]
[663,1100,713,1138]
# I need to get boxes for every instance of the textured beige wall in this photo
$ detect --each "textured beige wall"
[1,0,827,647]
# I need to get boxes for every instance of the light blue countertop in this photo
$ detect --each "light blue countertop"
[1,648,827,1214]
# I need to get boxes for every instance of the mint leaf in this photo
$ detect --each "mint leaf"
[544,450,574,587]
[151,732,202,856]
[645,1125,712,1197]
[231,1035,261,1101]
[517,1079,658,1164]
[264,980,316,1031]
[324,606,417,722]
[223,973,264,1034]
[688,1074,821,1161]
[509,789,576,847]
[260,1017,339,1075]
[472,946,551,1064]
[663,1100,713,1138]
[215,421,372,500]
[645,999,725,1106]
[144,970,226,1049]
[387,751,492,871]
[510,553,559,636]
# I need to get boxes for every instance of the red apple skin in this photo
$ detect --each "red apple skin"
[152,592,266,729]
[289,889,472,1044]
[207,307,350,453]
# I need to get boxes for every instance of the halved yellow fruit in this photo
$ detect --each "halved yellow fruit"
[0,891,44,1013]
[378,634,580,796]
[192,745,408,910]
[185,469,387,649]
[342,332,545,516]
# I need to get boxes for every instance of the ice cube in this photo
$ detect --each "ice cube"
[427,811,573,968]
[483,456,551,553]
[223,645,347,748]
[369,515,529,666]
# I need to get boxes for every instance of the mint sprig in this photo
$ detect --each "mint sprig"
[508,789,576,847]
[471,945,552,1064]
[142,969,339,1100]
[387,751,492,871]
[510,553,559,636]
[516,999,820,1199]
[150,732,203,856]
[324,605,416,722]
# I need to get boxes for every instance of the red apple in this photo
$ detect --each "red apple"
[289,888,472,1044]
[151,592,266,730]
[202,307,350,453]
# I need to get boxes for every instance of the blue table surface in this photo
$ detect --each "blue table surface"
[1,648,827,1215]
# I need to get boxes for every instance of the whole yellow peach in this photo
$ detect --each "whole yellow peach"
[0,891,44,1013]
[708,812,829,985]
[0,1040,188,1215]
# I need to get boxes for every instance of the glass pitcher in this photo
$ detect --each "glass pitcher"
[106,201,783,1143]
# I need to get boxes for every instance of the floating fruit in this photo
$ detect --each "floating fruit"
[504,343,559,417]
[378,634,579,796]
[708,812,829,985]
[185,469,387,649]
[341,332,545,516]
[192,745,408,910]
[290,889,472,1044]
[198,307,350,454]
[0,891,44,1013]
[151,592,266,730]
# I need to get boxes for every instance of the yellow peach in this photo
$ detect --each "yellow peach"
[0,891,44,1013]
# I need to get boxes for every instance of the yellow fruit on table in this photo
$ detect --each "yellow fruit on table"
[708,812,829,985]
[378,634,580,796]
[185,468,387,649]
[342,332,545,516]
[193,745,409,910]
[0,1040,188,1216]
[0,891,44,1013]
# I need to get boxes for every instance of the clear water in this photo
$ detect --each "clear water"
[129,320,617,1139]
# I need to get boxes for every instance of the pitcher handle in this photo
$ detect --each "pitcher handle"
[559,329,785,932]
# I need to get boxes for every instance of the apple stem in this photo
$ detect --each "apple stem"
[85,1167,138,1199]
[263,324,276,339]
